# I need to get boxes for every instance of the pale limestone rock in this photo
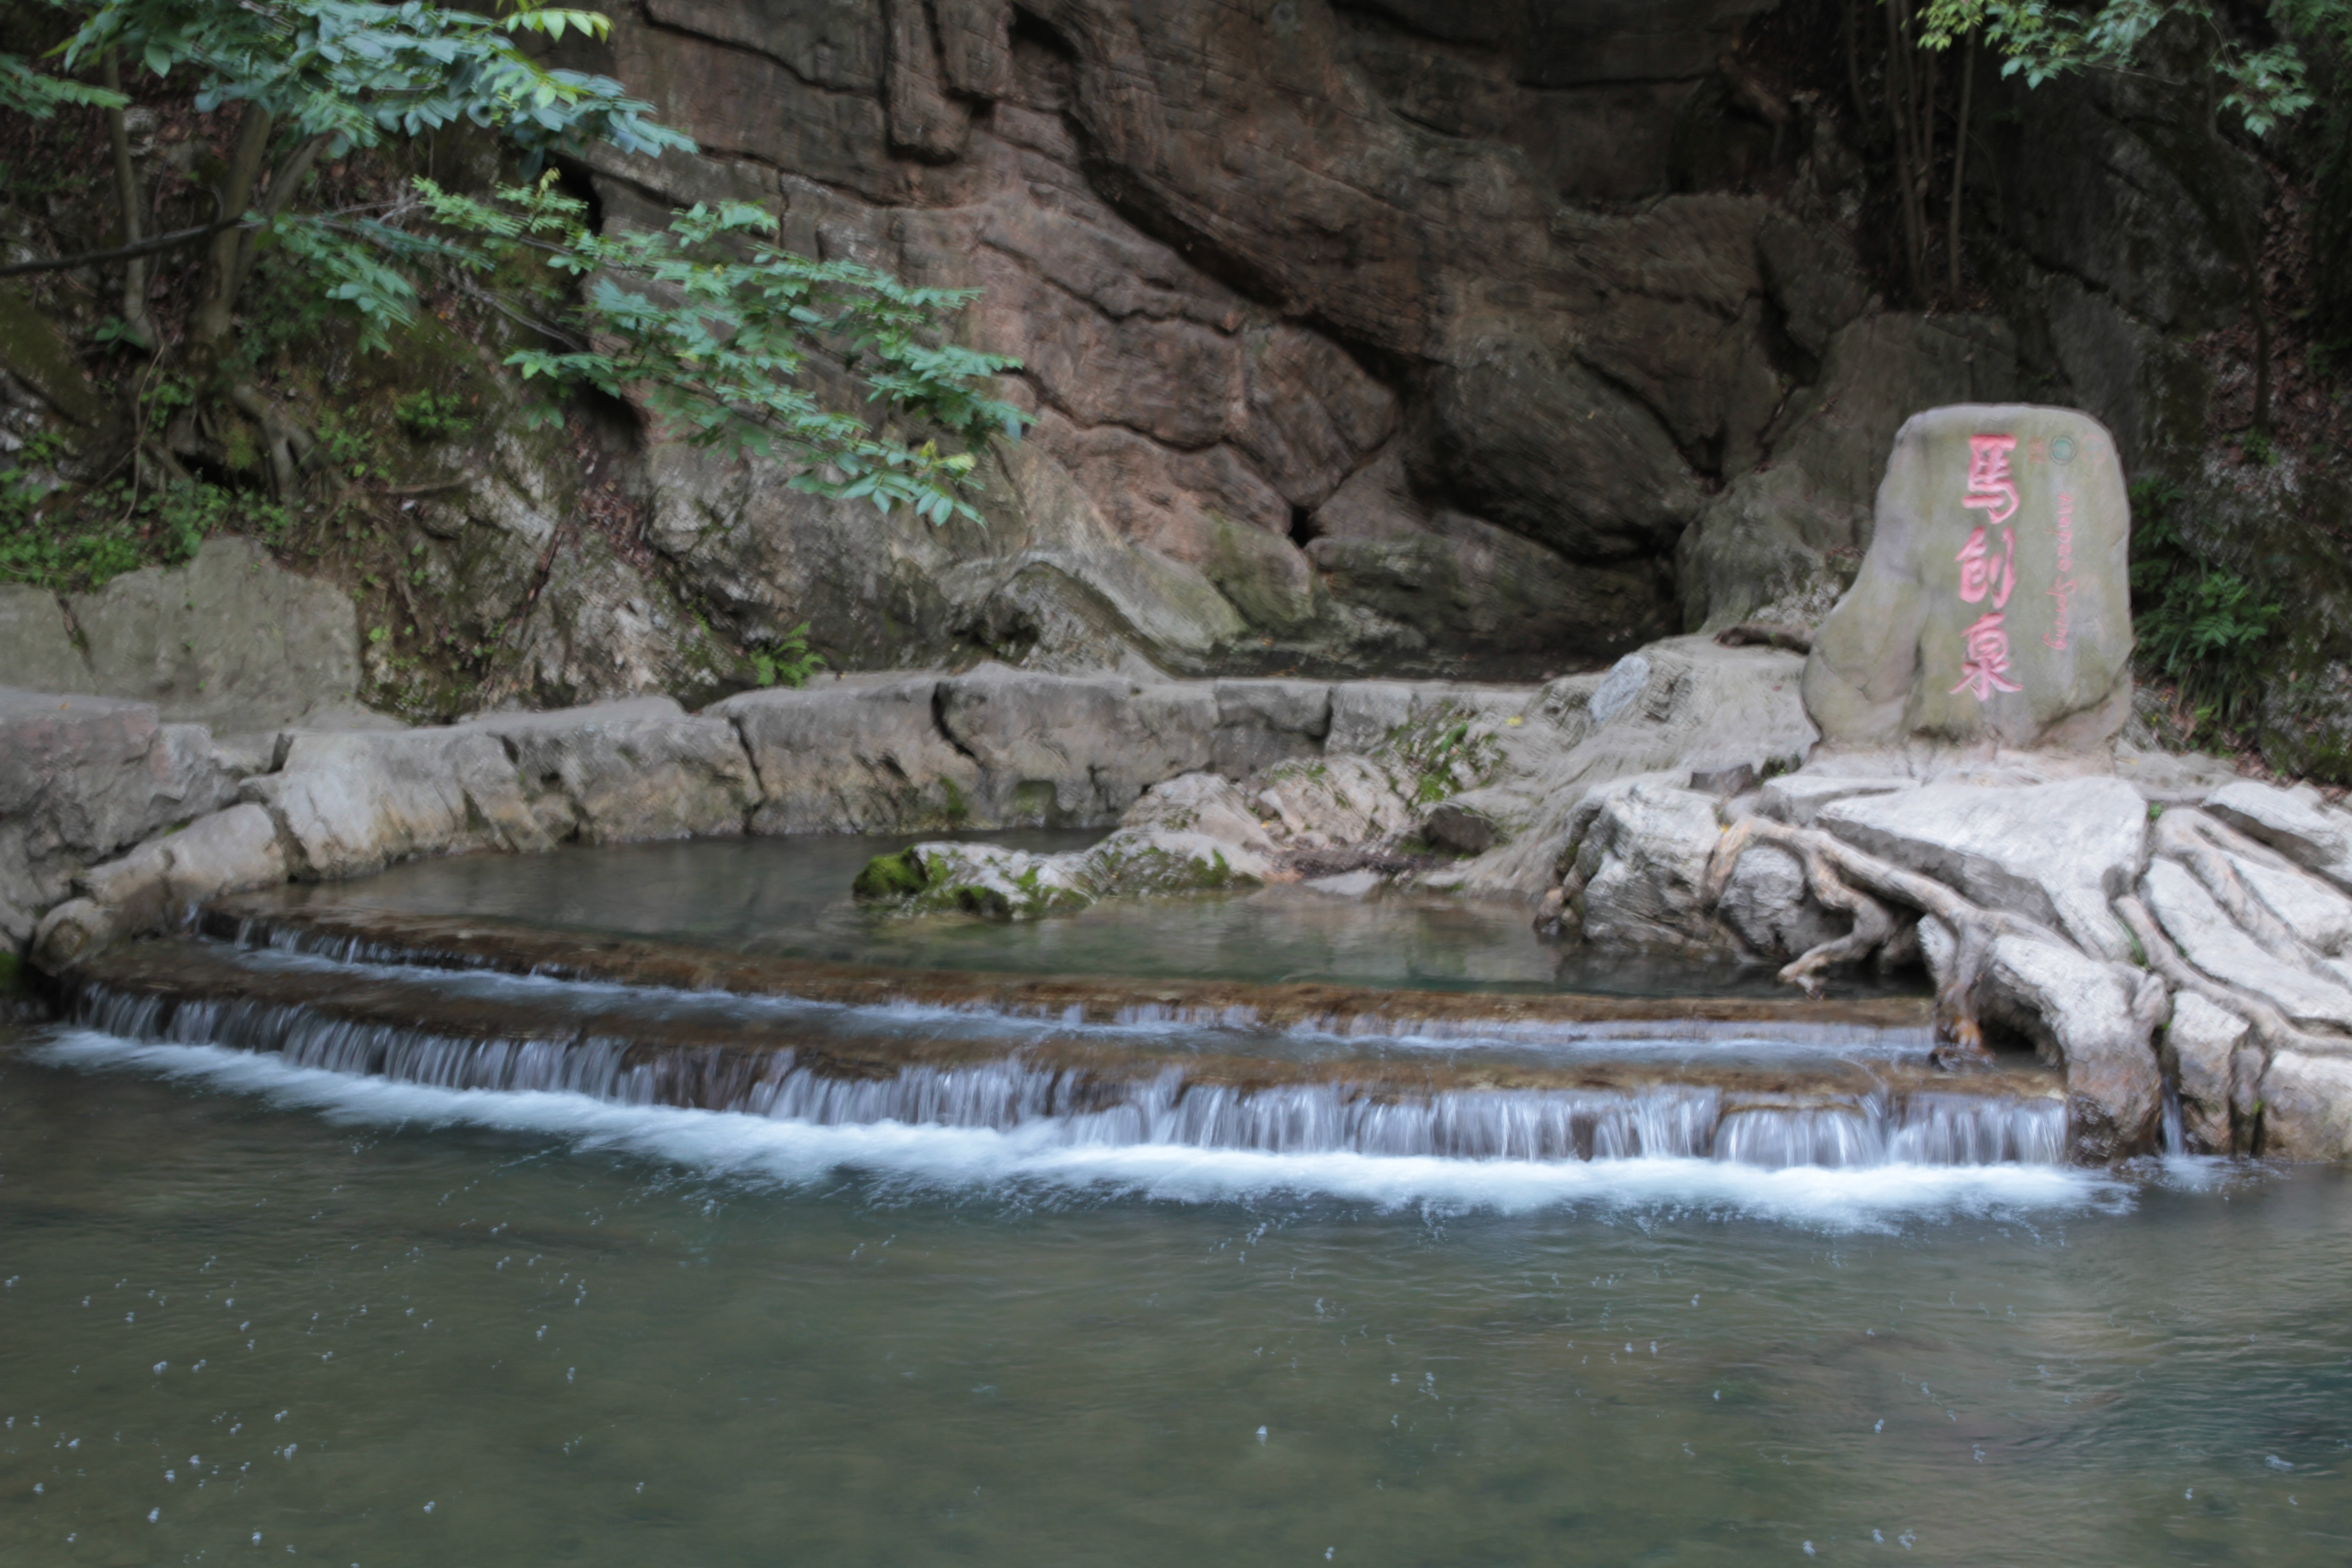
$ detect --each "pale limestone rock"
[469,699,757,843]
[2203,781,2352,889]
[1975,934,2161,1162]
[883,822,1271,919]
[934,662,1216,823]
[0,689,236,916]
[64,538,364,733]
[243,729,547,880]
[1816,776,2146,960]
[1428,636,1816,900]
[1210,678,1331,777]
[2259,1050,2352,1161]
[1122,773,1280,859]
[1805,404,2132,753]
[718,676,982,835]
[2140,859,2352,1029]
[2226,850,2352,956]
[1250,755,1415,851]
[74,804,287,930]
[0,583,89,693]
[1570,778,1726,956]
[1715,842,1844,961]
[1754,772,1916,828]
[2162,990,2247,1154]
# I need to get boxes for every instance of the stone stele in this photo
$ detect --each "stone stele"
[1803,404,2130,752]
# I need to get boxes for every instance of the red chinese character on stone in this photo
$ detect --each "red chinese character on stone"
[1962,434,2019,525]
[1955,524,2017,608]
[1950,611,2022,701]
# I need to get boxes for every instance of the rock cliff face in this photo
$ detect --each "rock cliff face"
[534,0,2043,680]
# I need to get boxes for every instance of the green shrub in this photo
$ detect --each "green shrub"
[2128,479,2283,732]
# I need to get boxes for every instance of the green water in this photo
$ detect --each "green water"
[5,1027,2347,1568]
[254,832,1903,1000]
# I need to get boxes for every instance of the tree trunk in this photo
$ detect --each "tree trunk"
[1882,0,1929,300]
[189,103,274,360]
[1948,35,1976,298]
[100,52,157,351]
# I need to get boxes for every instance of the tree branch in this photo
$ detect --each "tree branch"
[0,216,250,279]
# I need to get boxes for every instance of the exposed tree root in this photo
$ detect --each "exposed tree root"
[1706,816,2067,1055]
[2155,810,2303,960]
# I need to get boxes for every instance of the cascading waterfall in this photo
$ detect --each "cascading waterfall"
[62,970,2066,1170]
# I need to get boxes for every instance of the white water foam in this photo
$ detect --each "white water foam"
[37,1029,2122,1228]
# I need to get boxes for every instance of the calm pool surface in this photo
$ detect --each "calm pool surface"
[251,831,1911,1000]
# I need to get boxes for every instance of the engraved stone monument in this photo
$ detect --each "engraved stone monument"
[1803,404,2132,754]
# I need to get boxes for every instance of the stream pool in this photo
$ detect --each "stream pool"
[3,834,2347,1566]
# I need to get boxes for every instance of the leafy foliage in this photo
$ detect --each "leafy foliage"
[415,175,1031,522]
[1919,0,2339,135]
[58,0,687,160]
[2128,480,2283,730]
[747,622,823,689]
[1,462,286,593]
[392,388,473,440]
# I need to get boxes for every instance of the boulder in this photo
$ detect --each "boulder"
[2203,781,2352,890]
[859,810,1272,920]
[64,538,365,733]
[1804,404,2133,754]
[0,689,236,916]
[717,676,982,835]
[2161,990,2247,1154]
[1428,636,1817,901]
[2140,859,2352,1029]
[469,699,757,843]
[1568,777,1728,956]
[1122,772,1282,859]
[2258,1050,2352,1161]
[74,804,288,931]
[933,663,1216,823]
[1210,678,1332,778]
[1716,842,1845,961]
[1248,755,1416,852]
[0,584,89,693]
[242,728,549,880]
[31,897,118,972]
[1815,776,2146,960]
[1974,933,2161,1162]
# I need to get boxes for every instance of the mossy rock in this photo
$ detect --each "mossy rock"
[852,848,931,901]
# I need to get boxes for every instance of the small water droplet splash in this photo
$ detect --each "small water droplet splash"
[1256,1426,1267,1443]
